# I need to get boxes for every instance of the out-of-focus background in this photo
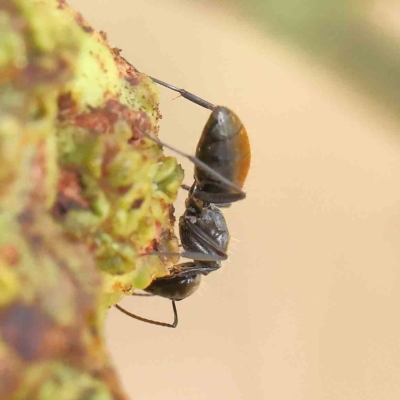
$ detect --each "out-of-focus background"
[69,1,400,399]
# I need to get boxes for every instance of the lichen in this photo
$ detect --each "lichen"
[0,0,183,398]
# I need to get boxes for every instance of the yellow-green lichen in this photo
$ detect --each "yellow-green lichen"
[0,11,26,69]
[0,260,19,306]
[154,157,185,202]
[16,0,81,51]
[17,362,112,400]
[0,0,184,397]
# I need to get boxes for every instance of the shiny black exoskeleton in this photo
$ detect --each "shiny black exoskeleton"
[116,77,250,327]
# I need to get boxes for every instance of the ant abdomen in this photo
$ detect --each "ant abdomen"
[145,269,202,301]
[193,106,251,204]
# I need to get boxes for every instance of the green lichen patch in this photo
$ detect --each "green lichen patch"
[55,96,183,284]
[16,362,113,400]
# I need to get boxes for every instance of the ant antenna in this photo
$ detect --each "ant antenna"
[150,77,215,111]
[114,300,178,328]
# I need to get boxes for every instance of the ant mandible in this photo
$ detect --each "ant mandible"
[115,77,250,327]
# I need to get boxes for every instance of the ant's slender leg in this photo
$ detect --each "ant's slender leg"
[181,184,191,191]
[142,133,246,199]
[144,211,229,261]
[132,293,154,297]
[114,300,178,328]
[165,261,221,278]
[144,251,226,262]
[150,77,215,111]
[215,203,232,209]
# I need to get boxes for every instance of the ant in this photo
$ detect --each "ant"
[114,77,250,327]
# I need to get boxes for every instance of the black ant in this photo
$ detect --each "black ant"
[114,77,250,327]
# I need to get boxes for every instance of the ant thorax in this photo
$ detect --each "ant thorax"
[179,199,229,260]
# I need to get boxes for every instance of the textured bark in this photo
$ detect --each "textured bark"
[0,0,183,398]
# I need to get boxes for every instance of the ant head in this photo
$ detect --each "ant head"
[145,272,202,301]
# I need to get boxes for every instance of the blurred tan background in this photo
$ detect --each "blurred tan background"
[69,1,400,399]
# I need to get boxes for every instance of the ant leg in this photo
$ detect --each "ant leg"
[144,251,226,262]
[145,219,228,261]
[168,261,221,277]
[114,300,178,328]
[191,188,245,204]
[132,293,154,297]
[182,220,229,260]
[181,183,236,203]
[216,203,232,208]
[142,133,246,200]
[150,76,215,111]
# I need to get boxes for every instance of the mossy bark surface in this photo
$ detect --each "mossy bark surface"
[0,0,183,398]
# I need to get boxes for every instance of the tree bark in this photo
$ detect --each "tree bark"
[0,1,182,398]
